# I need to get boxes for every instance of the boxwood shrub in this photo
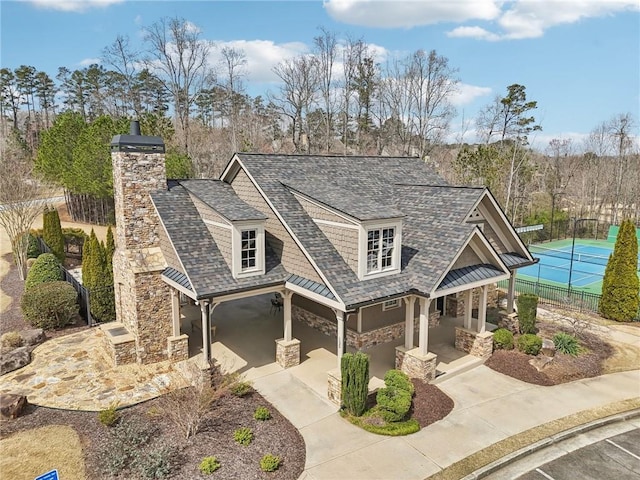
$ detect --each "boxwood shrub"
[383,369,414,395]
[21,281,78,330]
[517,333,542,355]
[25,253,62,291]
[493,328,514,350]
[376,386,412,422]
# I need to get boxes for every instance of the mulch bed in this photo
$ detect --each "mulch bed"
[411,380,455,427]
[485,320,615,386]
[0,390,305,480]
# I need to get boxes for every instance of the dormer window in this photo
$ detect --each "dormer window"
[358,220,402,279]
[232,223,265,278]
[367,227,396,273]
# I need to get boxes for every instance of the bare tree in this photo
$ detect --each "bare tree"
[102,35,141,116]
[608,113,634,224]
[144,17,214,157]
[219,46,247,152]
[0,135,53,279]
[271,55,319,153]
[314,28,338,153]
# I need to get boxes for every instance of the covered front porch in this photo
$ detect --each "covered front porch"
[175,292,497,397]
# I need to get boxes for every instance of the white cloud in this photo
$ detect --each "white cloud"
[134,14,142,25]
[78,57,101,66]
[447,0,640,41]
[210,40,310,83]
[184,20,201,34]
[450,83,492,106]
[324,0,501,28]
[26,0,124,12]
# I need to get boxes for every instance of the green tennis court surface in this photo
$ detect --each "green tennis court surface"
[518,239,640,295]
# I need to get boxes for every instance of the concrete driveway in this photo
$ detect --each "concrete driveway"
[251,365,640,480]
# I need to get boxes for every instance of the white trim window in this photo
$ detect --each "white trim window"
[232,223,265,278]
[367,227,396,273]
[382,299,400,310]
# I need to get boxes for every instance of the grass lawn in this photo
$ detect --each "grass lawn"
[0,425,85,480]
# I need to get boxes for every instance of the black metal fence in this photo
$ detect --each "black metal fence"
[499,277,640,320]
[36,237,94,326]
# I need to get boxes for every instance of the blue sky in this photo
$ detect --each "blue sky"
[1,0,639,150]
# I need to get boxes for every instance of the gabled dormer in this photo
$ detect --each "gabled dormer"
[284,180,404,281]
[180,180,267,279]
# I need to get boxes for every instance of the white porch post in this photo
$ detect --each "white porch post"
[418,298,431,356]
[200,300,211,364]
[477,285,488,333]
[283,290,293,342]
[507,271,516,313]
[336,310,346,369]
[404,296,416,349]
[170,289,180,337]
[464,289,473,329]
[442,295,447,316]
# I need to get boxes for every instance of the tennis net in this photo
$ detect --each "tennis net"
[529,244,640,270]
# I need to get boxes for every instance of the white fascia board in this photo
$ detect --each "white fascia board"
[220,153,241,182]
[284,281,345,311]
[161,275,197,300]
[150,196,199,298]
[233,159,344,306]
[432,272,510,298]
[210,284,284,304]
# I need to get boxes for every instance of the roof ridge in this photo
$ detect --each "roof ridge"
[394,183,485,190]
[237,152,423,160]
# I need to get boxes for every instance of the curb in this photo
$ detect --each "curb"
[462,407,640,480]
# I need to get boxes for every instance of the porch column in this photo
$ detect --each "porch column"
[418,297,431,356]
[336,310,346,369]
[442,295,447,316]
[464,289,473,329]
[283,290,293,342]
[404,296,416,349]
[170,289,180,337]
[200,301,211,364]
[507,272,516,313]
[477,285,488,333]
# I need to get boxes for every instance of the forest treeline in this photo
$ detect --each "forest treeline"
[1,17,638,227]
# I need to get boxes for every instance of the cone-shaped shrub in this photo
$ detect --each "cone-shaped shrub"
[600,219,639,322]
[517,293,538,334]
[42,207,65,263]
[25,253,62,291]
[340,352,370,417]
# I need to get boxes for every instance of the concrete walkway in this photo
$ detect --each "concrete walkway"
[252,365,640,480]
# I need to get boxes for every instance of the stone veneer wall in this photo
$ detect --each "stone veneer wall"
[292,304,440,350]
[275,338,301,368]
[327,369,342,405]
[395,347,436,382]
[168,335,189,361]
[112,149,173,365]
[447,284,499,317]
[454,327,493,359]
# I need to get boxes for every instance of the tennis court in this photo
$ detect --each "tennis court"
[517,239,640,295]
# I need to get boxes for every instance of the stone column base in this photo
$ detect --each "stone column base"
[327,368,342,405]
[174,355,212,387]
[395,346,437,382]
[498,312,519,334]
[167,334,189,362]
[455,327,494,359]
[100,323,137,366]
[275,338,301,368]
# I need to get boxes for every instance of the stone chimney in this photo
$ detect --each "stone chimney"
[110,121,171,364]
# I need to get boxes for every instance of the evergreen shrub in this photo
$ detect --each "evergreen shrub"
[199,456,221,474]
[21,281,78,329]
[493,328,514,350]
[24,253,62,291]
[553,332,580,356]
[260,454,281,472]
[517,333,542,355]
[375,386,412,422]
[340,351,370,417]
[517,294,538,334]
[383,369,414,395]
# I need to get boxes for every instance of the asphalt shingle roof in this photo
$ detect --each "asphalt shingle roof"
[179,179,266,222]
[151,185,288,299]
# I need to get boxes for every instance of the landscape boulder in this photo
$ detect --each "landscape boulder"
[20,328,46,346]
[541,339,556,357]
[0,394,28,419]
[0,347,31,375]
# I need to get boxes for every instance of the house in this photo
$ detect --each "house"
[107,123,535,400]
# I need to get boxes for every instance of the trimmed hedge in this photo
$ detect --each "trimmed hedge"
[383,369,414,395]
[493,328,514,350]
[24,253,62,291]
[517,333,542,355]
[21,281,78,330]
[376,386,412,422]
[517,293,538,334]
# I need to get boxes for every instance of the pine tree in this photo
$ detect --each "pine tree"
[105,225,115,277]
[48,208,65,263]
[600,219,640,322]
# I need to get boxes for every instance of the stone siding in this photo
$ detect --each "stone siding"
[327,369,342,405]
[275,338,300,368]
[230,168,324,284]
[455,327,493,359]
[100,324,136,365]
[498,312,519,334]
[112,151,166,250]
[168,335,189,361]
[447,284,499,317]
[395,347,437,382]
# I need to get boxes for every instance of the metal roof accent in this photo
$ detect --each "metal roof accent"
[437,264,505,291]
[287,274,337,301]
[162,267,193,291]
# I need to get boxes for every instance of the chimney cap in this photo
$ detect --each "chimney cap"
[110,120,165,153]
